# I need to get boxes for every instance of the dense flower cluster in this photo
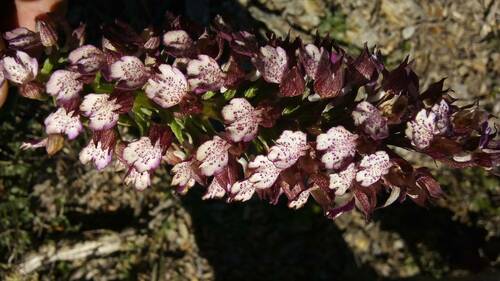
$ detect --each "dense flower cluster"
[1,14,498,219]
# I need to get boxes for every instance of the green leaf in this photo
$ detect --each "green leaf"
[243,87,258,99]
[168,117,185,144]
[40,58,54,76]
[223,89,237,100]
[282,104,300,116]
[202,91,217,100]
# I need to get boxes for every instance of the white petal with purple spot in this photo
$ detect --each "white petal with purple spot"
[203,177,227,200]
[352,101,389,140]
[171,160,200,190]
[196,136,230,176]
[329,163,357,195]
[316,126,358,169]
[254,45,288,84]
[288,189,311,209]
[0,51,38,84]
[110,56,148,89]
[80,93,121,130]
[231,180,255,202]
[221,98,261,142]
[267,130,308,169]
[431,100,450,135]
[248,155,281,189]
[356,151,392,187]
[44,108,83,140]
[68,45,106,73]
[79,140,113,170]
[46,70,83,101]
[187,55,224,92]
[145,64,188,108]
[123,137,163,172]
[405,109,437,149]
[124,168,151,191]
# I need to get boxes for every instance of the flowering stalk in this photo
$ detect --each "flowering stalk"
[4,14,499,220]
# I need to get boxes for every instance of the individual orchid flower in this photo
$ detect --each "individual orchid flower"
[124,168,151,191]
[171,160,204,194]
[144,64,188,108]
[316,126,358,169]
[352,101,389,140]
[80,93,123,130]
[300,44,324,80]
[186,54,225,93]
[221,98,262,142]
[20,138,48,150]
[79,129,117,170]
[288,189,311,209]
[0,50,38,85]
[109,56,148,89]
[68,45,106,73]
[196,136,231,176]
[355,151,392,186]
[405,109,438,150]
[162,30,193,56]
[247,155,282,189]
[267,130,308,169]
[431,99,451,135]
[46,70,83,101]
[203,177,227,200]
[123,137,163,173]
[35,14,58,47]
[3,28,41,51]
[329,163,357,195]
[44,107,83,140]
[253,45,288,84]
[230,180,256,202]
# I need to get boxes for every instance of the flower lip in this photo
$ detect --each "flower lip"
[68,45,106,74]
[46,70,83,101]
[221,98,262,143]
[109,56,149,89]
[145,64,188,108]
[0,50,38,85]
[44,107,83,140]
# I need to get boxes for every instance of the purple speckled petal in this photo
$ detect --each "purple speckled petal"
[288,189,311,209]
[145,64,188,108]
[46,70,83,101]
[355,151,392,186]
[316,126,358,169]
[352,101,389,140]
[109,56,148,89]
[196,136,230,176]
[230,180,255,202]
[80,93,121,130]
[248,155,281,189]
[68,45,106,73]
[405,109,437,149]
[79,139,113,170]
[267,130,308,169]
[123,137,163,172]
[124,168,151,191]
[253,45,288,84]
[329,163,357,195]
[0,50,38,84]
[221,98,261,142]
[186,55,225,93]
[44,108,83,140]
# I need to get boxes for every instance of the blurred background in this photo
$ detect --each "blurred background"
[0,0,499,280]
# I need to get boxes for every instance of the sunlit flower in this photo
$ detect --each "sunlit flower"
[79,93,123,130]
[268,130,308,169]
[316,126,358,169]
[221,98,262,142]
[431,100,451,135]
[0,50,38,85]
[196,136,231,176]
[79,139,113,170]
[46,70,83,101]
[253,45,288,84]
[405,109,438,149]
[352,101,389,140]
[186,55,225,93]
[171,160,204,194]
[230,180,255,202]
[329,163,357,195]
[163,30,193,56]
[124,168,151,191]
[144,64,188,108]
[288,189,311,209]
[248,155,282,189]
[109,56,148,89]
[44,107,83,140]
[123,137,163,172]
[355,151,392,186]
[68,45,106,73]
